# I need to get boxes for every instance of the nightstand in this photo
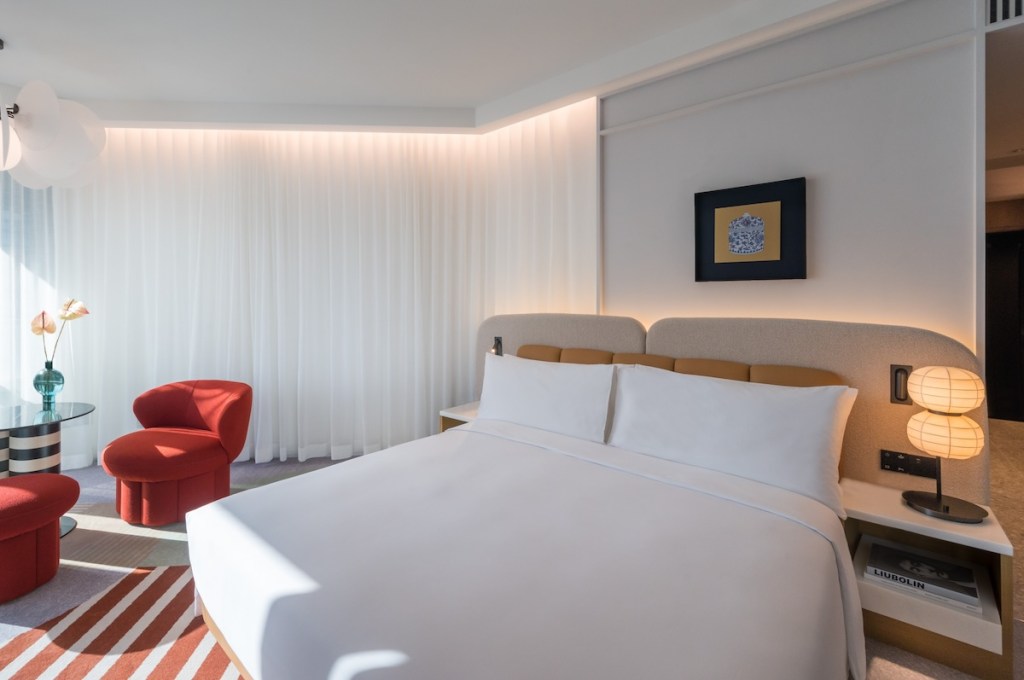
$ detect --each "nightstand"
[439,401,479,432]
[841,478,1014,679]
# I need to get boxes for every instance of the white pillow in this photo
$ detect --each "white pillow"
[477,353,614,443]
[607,364,857,515]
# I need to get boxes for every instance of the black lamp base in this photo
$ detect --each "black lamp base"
[902,490,988,524]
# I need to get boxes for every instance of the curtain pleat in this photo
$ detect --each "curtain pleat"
[2,98,598,465]
[0,176,55,404]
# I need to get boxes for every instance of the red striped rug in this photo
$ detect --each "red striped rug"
[0,565,241,680]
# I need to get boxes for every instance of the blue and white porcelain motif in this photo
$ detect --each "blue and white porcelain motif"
[727,212,765,255]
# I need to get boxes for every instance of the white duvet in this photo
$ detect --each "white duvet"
[187,419,865,680]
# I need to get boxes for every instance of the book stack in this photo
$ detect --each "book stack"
[864,538,982,612]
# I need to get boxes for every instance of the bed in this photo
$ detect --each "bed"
[187,314,990,680]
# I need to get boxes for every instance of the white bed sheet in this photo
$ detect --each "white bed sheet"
[187,419,865,680]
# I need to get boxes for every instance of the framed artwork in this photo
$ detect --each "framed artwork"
[694,177,806,281]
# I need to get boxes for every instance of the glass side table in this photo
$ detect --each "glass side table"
[0,401,96,536]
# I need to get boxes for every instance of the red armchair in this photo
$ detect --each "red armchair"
[0,473,80,602]
[102,380,252,526]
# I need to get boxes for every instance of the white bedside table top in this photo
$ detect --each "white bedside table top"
[841,478,1012,556]
[439,401,479,421]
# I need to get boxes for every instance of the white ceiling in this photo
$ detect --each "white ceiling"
[0,0,879,130]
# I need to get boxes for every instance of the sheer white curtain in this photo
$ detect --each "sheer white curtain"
[15,98,598,465]
[484,100,599,313]
[0,177,56,404]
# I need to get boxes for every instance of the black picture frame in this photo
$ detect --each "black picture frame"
[694,177,806,282]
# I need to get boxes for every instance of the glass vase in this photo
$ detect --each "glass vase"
[33,360,65,410]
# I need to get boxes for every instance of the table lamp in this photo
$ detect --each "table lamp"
[902,366,987,523]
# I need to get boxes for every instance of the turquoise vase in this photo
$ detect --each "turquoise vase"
[33,360,65,410]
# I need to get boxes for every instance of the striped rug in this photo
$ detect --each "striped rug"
[0,566,241,680]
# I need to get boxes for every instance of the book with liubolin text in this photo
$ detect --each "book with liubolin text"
[864,539,980,611]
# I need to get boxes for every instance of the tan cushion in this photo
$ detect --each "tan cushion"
[516,345,562,362]
[515,345,842,387]
[750,364,844,387]
[561,348,613,364]
[613,353,675,370]
[674,358,750,382]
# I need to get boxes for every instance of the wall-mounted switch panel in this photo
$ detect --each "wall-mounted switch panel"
[880,449,936,478]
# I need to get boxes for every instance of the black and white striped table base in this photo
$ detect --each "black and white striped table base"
[1,420,62,476]
[1,402,95,536]
[1,403,94,480]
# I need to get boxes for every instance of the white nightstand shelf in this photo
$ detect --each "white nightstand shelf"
[841,478,1014,679]
[439,401,479,432]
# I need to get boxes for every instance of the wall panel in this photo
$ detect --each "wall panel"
[600,0,981,349]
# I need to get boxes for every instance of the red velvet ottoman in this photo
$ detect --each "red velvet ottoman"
[0,473,80,603]
[101,380,252,527]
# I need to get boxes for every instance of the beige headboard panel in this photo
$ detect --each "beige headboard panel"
[475,313,646,393]
[646,318,988,503]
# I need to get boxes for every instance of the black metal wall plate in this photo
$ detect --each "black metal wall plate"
[880,449,937,479]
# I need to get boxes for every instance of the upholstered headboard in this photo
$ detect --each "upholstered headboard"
[514,345,845,387]
[476,314,646,387]
[475,314,989,503]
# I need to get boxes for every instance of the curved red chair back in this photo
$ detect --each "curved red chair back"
[132,380,253,460]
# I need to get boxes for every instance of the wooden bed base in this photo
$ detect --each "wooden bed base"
[200,598,255,680]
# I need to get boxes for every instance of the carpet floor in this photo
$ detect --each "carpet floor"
[0,566,240,680]
[1,424,1023,679]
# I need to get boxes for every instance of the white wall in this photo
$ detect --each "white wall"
[600,0,981,350]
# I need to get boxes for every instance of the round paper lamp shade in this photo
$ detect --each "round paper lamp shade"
[907,366,984,414]
[8,154,54,189]
[0,92,22,170]
[906,410,984,460]
[1,125,22,170]
[17,100,106,181]
[12,80,61,151]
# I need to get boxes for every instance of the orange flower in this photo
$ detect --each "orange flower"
[31,310,57,335]
[30,298,90,362]
[59,298,89,320]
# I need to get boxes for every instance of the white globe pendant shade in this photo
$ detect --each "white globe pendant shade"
[8,154,55,189]
[67,99,106,153]
[1,81,107,189]
[906,410,985,460]
[1,129,22,170]
[1,131,22,170]
[11,80,61,150]
[0,95,22,170]
[19,100,105,181]
[907,366,985,414]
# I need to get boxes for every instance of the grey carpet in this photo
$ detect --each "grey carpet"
[990,419,1024,621]
[2,427,1023,678]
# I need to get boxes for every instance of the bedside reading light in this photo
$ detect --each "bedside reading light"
[902,366,987,524]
